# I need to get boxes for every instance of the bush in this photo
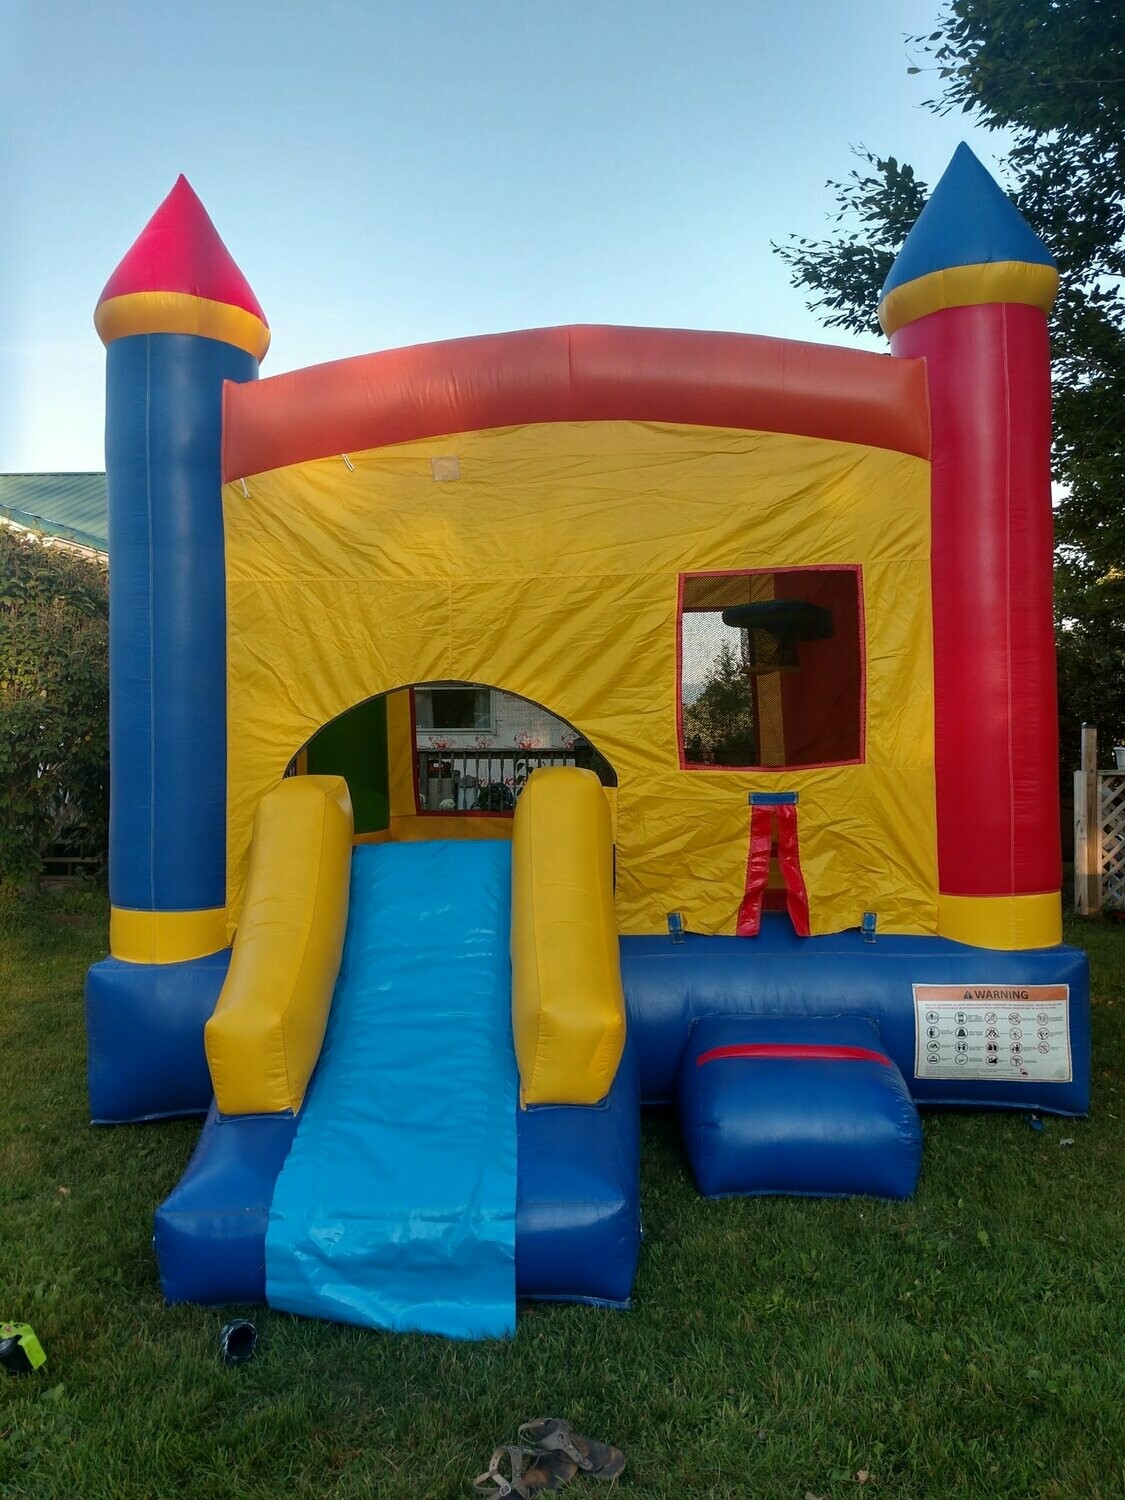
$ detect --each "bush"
[0,528,109,889]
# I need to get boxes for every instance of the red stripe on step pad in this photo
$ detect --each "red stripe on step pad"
[695,1043,892,1067]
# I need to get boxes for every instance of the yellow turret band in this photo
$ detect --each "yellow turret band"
[95,291,270,360]
[879,260,1059,336]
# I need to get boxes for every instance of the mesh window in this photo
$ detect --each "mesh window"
[680,569,863,768]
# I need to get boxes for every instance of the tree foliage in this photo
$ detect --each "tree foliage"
[775,0,1125,759]
[683,641,757,765]
[0,528,109,889]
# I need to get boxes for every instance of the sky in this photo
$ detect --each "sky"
[1,1,1013,472]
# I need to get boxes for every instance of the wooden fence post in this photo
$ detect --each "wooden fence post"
[1074,723,1099,914]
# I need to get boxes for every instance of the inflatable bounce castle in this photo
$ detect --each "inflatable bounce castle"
[86,144,1090,1338]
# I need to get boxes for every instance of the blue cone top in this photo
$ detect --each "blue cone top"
[881,143,1054,300]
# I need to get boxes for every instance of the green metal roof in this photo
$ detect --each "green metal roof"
[0,473,108,552]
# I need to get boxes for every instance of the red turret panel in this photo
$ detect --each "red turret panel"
[894,301,1059,898]
[97,176,267,325]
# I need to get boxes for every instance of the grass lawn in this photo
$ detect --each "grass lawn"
[1,890,1122,1500]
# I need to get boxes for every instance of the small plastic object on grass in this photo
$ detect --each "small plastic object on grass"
[219,1319,257,1366]
[0,1323,47,1375]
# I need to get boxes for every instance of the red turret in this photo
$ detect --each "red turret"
[882,145,1060,950]
[95,176,269,360]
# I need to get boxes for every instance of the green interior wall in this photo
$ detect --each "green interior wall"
[305,696,390,834]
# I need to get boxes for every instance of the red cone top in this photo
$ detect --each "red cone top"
[97,176,267,325]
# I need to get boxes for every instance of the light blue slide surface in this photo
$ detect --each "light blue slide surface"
[265,841,518,1338]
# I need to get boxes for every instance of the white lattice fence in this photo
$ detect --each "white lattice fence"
[1100,772,1125,910]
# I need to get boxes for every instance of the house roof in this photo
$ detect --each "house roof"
[0,473,108,553]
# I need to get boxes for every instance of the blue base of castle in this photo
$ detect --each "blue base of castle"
[620,919,1090,1116]
[85,950,232,1123]
[86,920,1091,1125]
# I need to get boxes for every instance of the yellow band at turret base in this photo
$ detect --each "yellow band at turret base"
[110,906,230,965]
[878,260,1059,337]
[94,291,271,361]
[937,892,1062,951]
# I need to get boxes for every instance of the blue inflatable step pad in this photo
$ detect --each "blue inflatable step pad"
[679,1014,923,1200]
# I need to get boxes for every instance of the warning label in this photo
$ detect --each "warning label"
[912,984,1071,1083]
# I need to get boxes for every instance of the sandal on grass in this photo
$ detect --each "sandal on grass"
[472,1445,578,1497]
[517,1419,626,1480]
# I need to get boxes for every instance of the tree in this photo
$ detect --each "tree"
[774,0,1125,758]
[0,528,109,890]
[683,641,757,765]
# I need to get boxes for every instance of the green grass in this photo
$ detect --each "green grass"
[1,891,1123,1499]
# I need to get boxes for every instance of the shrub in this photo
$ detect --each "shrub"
[0,528,109,889]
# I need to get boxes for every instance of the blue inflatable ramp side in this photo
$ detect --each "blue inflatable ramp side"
[264,841,519,1339]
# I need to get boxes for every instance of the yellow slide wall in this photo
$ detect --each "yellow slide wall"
[205,776,354,1116]
[511,767,626,1105]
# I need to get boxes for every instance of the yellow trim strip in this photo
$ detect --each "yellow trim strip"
[110,905,229,965]
[95,291,271,361]
[937,892,1061,951]
[879,260,1059,336]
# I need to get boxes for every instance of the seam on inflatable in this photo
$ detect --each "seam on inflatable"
[918,352,934,462]
[1002,307,1016,894]
[939,886,1060,900]
[145,338,156,916]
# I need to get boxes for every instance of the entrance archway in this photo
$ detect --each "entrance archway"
[287,682,616,839]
